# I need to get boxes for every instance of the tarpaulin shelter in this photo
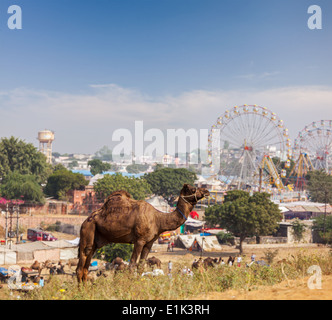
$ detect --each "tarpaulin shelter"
[0,239,79,265]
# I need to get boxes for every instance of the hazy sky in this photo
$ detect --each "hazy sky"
[0,0,331,155]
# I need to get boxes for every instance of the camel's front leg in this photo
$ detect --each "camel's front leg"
[130,239,146,270]
[140,240,155,261]
[76,219,96,284]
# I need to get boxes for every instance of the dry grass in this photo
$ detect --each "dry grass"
[2,249,330,300]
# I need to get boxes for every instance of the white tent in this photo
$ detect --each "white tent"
[185,217,205,227]
[188,235,223,252]
[176,234,223,252]
[175,235,196,249]
[146,196,170,212]
[0,248,16,264]
[88,173,104,186]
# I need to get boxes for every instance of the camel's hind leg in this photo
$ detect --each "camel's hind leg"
[76,219,96,283]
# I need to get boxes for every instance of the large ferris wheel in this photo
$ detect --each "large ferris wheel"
[293,120,332,172]
[207,105,292,190]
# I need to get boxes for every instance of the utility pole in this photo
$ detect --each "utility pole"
[5,203,8,246]
[15,205,20,244]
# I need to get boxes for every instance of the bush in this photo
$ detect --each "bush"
[95,243,133,262]
[216,231,234,245]
[263,249,279,265]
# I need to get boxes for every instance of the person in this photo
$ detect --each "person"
[251,253,256,262]
[171,241,174,252]
[168,261,173,274]
[167,242,171,252]
[220,259,225,266]
[39,277,44,287]
[236,255,242,267]
[187,268,193,277]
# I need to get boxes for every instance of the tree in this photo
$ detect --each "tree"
[93,173,152,200]
[88,159,112,176]
[44,168,88,200]
[306,170,332,237]
[143,168,197,199]
[205,190,282,253]
[94,146,113,161]
[126,163,149,174]
[95,243,133,262]
[0,171,45,204]
[306,170,332,204]
[312,215,332,244]
[291,219,307,243]
[0,136,51,183]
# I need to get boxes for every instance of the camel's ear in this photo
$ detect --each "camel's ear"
[183,184,190,191]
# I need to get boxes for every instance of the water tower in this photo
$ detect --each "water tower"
[37,130,55,164]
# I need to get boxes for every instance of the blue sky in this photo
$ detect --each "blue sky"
[0,0,331,154]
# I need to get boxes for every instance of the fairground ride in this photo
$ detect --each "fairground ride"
[207,105,292,191]
[286,152,314,191]
[293,120,332,173]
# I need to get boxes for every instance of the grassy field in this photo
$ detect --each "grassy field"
[2,248,331,300]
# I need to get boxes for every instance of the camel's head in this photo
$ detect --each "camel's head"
[180,184,210,204]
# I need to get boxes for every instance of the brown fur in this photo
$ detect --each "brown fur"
[147,256,161,269]
[76,184,209,283]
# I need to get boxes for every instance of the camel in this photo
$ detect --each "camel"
[202,257,223,269]
[146,256,161,269]
[30,261,43,275]
[227,256,235,266]
[67,258,79,270]
[191,258,203,270]
[114,262,128,273]
[111,257,124,266]
[76,184,209,283]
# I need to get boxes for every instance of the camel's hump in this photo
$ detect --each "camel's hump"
[101,190,135,212]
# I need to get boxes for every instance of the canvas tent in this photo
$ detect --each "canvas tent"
[175,235,197,249]
[184,217,205,227]
[146,196,170,212]
[175,235,223,252]
[188,235,223,252]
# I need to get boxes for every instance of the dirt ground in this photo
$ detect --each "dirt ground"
[193,275,332,300]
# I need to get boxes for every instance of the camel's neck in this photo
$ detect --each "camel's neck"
[158,197,194,233]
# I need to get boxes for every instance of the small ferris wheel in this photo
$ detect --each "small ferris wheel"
[207,104,292,190]
[293,120,332,172]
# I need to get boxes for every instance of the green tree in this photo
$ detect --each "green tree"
[306,170,332,237]
[312,215,332,244]
[126,163,149,174]
[68,160,79,169]
[95,243,133,262]
[44,168,88,200]
[93,173,152,200]
[143,168,196,199]
[0,171,45,204]
[291,219,307,243]
[0,136,51,183]
[88,159,112,176]
[306,170,332,204]
[205,190,282,253]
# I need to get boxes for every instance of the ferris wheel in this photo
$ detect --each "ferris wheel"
[207,105,292,190]
[293,120,332,172]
